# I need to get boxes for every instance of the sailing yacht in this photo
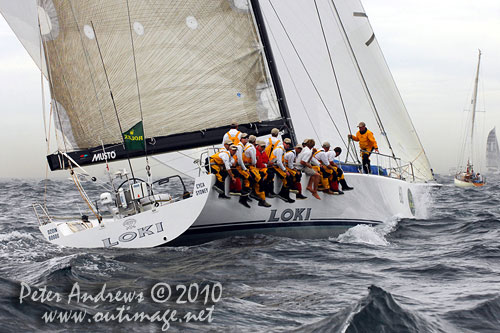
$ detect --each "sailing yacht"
[2,0,435,248]
[486,127,500,174]
[454,51,486,187]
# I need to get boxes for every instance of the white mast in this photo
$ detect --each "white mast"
[470,49,481,167]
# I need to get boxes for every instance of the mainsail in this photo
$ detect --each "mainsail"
[486,127,500,172]
[3,0,295,170]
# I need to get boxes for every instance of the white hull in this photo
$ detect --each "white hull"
[39,175,213,248]
[173,173,418,245]
[39,173,420,248]
[454,177,475,187]
[454,173,485,188]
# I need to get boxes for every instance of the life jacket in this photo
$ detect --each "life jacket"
[265,137,281,158]
[210,148,230,165]
[269,145,285,164]
[243,143,254,164]
[226,130,241,145]
[313,149,327,165]
[353,129,378,151]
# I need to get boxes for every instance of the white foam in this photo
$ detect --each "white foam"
[336,224,389,246]
[0,231,33,242]
[412,184,434,219]
[335,215,401,246]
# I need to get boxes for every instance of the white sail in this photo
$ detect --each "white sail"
[486,127,500,172]
[34,0,282,152]
[0,0,48,75]
[259,0,433,182]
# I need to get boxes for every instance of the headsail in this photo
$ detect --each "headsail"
[259,0,434,182]
[30,0,293,170]
[0,0,48,75]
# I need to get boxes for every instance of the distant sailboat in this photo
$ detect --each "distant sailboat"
[486,127,500,174]
[454,50,486,187]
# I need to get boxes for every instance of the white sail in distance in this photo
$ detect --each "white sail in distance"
[486,127,500,172]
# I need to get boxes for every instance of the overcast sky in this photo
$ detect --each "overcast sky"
[1,0,499,178]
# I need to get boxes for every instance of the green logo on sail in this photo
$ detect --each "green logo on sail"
[122,121,144,151]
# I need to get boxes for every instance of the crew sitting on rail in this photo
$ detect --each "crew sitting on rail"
[327,146,353,191]
[222,120,242,145]
[284,144,307,200]
[232,134,252,208]
[246,135,271,207]
[296,139,321,200]
[312,142,340,195]
[255,140,270,196]
[268,138,295,203]
[210,139,236,198]
[264,128,281,158]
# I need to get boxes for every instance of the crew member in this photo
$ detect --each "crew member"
[255,140,270,195]
[313,142,338,195]
[264,128,281,159]
[329,147,353,191]
[284,144,307,199]
[269,138,294,203]
[246,135,271,207]
[348,122,379,174]
[232,133,251,195]
[222,120,242,145]
[209,139,236,198]
[296,139,321,200]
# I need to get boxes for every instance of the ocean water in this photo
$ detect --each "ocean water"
[0,175,499,332]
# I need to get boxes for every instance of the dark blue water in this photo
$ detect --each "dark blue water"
[0,175,499,332]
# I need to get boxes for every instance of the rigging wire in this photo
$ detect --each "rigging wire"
[125,0,151,178]
[327,0,396,159]
[70,165,102,223]
[268,0,350,151]
[313,0,359,163]
[91,21,137,181]
[261,7,321,144]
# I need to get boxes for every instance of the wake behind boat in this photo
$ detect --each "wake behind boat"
[3,0,436,248]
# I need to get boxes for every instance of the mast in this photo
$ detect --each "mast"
[249,0,297,145]
[470,49,481,165]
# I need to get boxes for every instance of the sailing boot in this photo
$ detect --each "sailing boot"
[339,178,354,191]
[241,186,251,197]
[277,188,295,203]
[330,180,344,195]
[266,181,277,198]
[258,199,272,207]
[249,190,261,201]
[213,181,225,194]
[239,196,251,208]
[294,183,307,200]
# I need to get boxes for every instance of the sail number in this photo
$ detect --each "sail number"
[195,182,208,196]
[47,228,59,241]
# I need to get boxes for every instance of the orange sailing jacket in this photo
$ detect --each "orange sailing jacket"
[351,129,378,152]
